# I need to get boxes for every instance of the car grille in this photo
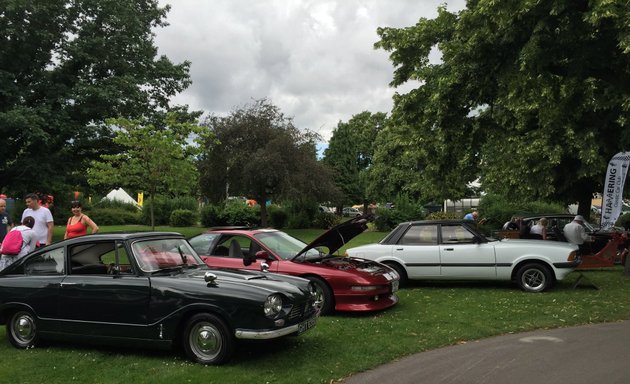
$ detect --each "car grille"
[288,301,316,321]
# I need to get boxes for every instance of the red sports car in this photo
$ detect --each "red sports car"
[189,216,399,314]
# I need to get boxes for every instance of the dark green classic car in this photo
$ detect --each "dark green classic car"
[0,232,319,364]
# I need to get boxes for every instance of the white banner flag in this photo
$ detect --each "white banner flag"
[601,152,630,229]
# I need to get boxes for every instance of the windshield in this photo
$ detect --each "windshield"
[254,231,320,260]
[131,238,205,273]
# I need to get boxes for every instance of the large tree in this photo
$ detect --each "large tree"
[0,0,192,196]
[87,113,203,229]
[198,99,341,226]
[375,1,629,217]
[323,111,385,210]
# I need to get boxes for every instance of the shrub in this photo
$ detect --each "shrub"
[93,199,138,212]
[477,194,566,230]
[142,196,199,226]
[285,199,319,229]
[170,209,198,227]
[617,213,630,230]
[426,211,464,220]
[223,202,259,226]
[268,206,288,229]
[313,212,340,229]
[374,194,426,231]
[200,204,224,227]
[89,208,141,225]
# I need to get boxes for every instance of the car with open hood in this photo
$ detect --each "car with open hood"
[344,220,580,292]
[0,232,319,365]
[189,216,399,314]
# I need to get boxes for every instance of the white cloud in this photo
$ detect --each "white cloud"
[155,0,466,141]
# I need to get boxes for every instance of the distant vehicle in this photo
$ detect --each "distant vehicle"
[189,216,399,314]
[342,207,361,217]
[345,220,580,292]
[0,232,319,365]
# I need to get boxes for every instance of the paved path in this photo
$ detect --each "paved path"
[343,321,630,384]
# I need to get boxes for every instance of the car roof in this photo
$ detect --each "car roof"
[59,231,185,244]
[398,220,475,225]
[204,227,279,235]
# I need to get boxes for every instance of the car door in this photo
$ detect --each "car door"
[438,223,496,278]
[393,224,441,278]
[57,240,151,337]
[205,234,279,272]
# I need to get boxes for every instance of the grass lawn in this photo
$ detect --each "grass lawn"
[1,225,629,383]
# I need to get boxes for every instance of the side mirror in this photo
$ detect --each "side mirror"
[255,250,271,260]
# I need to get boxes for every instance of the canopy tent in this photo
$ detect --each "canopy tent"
[101,188,140,209]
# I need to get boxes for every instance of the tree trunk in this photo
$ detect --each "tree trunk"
[150,188,156,231]
[576,190,592,223]
[259,193,268,227]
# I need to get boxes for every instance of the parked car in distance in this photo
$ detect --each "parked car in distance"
[345,220,580,292]
[342,207,362,217]
[0,232,319,365]
[189,216,399,314]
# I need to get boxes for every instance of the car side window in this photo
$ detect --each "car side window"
[215,235,250,258]
[189,233,220,256]
[70,241,134,275]
[441,225,475,244]
[23,247,65,275]
[400,225,438,245]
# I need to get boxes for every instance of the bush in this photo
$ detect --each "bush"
[268,206,288,229]
[93,199,138,212]
[89,208,141,225]
[617,213,630,230]
[223,202,259,226]
[142,196,199,226]
[200,204,224,227]
[285,199,319,229]
[426,211,463,220]
[313,212,340,229]
[170,209,198,227]
[374,194,426,231]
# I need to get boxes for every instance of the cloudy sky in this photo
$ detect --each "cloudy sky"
[154,0,466,143]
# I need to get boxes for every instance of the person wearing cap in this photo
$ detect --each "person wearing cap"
[563,215,593,254]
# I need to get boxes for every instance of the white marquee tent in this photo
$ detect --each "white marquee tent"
[102,188,140,208]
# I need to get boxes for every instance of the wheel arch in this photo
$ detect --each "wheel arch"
[511,259,556,282]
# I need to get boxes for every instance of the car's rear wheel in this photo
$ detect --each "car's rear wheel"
[516,263,553,292]
[384,262,408,287]
[7,310,39,349]
[182,313,234,365]
[306,276,334,315]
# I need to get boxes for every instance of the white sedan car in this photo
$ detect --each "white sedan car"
[345,220,580,292]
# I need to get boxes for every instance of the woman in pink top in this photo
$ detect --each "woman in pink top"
[64,201,99,239]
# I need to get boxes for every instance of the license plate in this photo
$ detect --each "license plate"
[391,280,399,293]
[297,317,317,334]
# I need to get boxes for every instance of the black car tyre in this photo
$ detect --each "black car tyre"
[182,313,234,365]
[384,262,408,287]
[306,276,334,315]
[7,310,39,349]
[516,263,553,292]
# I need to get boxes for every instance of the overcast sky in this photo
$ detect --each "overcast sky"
[154,0,466,143]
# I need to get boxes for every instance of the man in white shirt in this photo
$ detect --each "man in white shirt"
[563,215,593,254]
[22,193,54,247]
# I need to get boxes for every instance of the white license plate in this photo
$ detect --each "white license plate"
[391,280,399,293]
[297,317,317,334]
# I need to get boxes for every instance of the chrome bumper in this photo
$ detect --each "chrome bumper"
[235,315,318,340]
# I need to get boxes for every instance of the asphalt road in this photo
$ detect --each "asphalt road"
[342,321,630,384]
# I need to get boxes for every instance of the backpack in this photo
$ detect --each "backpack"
[1,229,24,255]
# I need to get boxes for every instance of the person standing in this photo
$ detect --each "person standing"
[463,211,479,221]
[22,193,54,247]
[529,217,548,240]
[0,216,37,271]
[64,200,99,239]
[563,215,593,254]
[0,198,13,244]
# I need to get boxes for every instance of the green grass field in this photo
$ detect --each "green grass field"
[1,225,629,383]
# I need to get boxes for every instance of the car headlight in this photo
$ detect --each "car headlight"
[264,294,283,318]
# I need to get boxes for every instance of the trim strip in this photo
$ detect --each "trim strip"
[405,263,513,267]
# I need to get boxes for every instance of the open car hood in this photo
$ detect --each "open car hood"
[292,215,369,260]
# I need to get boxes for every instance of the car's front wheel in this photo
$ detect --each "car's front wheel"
[7,310,39,349]
[182,313,234,365]
[306,276,334,315]
[516,263,553,292]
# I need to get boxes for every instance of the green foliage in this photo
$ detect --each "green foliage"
[268,206,288,229]
[323,111,387,204]
[313,212,341,229]
[200,204,223,227]
[0,0,193,198]
[140,196,199,226]
[375,2,629,214]
[169,209,197,227]
[285,200,319,229]
[374,195,426,231]
[616,213,630,230]
[477,194,566,229]
[426,211,463,220]
[93,199,139,213]
[198,99,341,226]
[88,113,205,228]
[89,208,141,226]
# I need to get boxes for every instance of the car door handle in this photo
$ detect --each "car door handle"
[444,248,454,251]
[61,282,77,286]
[396,248,404,251]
